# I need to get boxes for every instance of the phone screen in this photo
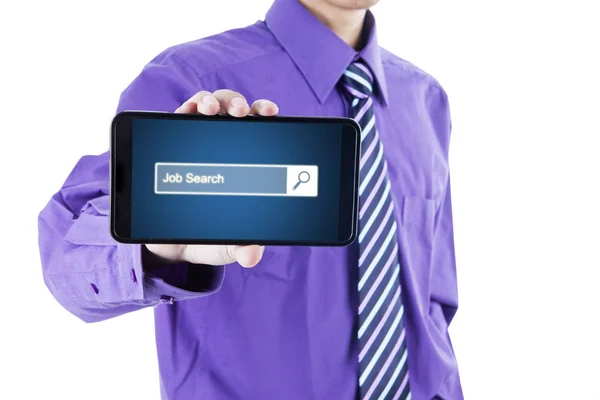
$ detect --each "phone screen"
[112,113,359,245]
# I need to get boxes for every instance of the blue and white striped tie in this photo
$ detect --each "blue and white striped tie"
[341,61,411,400]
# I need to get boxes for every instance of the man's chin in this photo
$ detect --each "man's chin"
[327,0,381,11]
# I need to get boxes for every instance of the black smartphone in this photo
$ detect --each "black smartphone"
[110,111,361,246]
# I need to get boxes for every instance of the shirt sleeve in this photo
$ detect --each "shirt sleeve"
[38,50,225,323]
[428,84,460,328]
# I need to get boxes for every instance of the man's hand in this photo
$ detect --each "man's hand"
[145,90,279,269]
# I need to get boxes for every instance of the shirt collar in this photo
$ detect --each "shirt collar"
[265,0,389,105]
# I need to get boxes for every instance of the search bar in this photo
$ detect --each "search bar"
[155,163,319,197]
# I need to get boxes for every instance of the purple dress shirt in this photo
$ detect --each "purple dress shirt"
[38,0,462,399]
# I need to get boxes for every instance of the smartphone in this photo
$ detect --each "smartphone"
[110,111,361,246]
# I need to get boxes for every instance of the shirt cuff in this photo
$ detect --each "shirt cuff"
[131,245,225,304]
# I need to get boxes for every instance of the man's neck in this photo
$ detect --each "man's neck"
[298,0,367,50]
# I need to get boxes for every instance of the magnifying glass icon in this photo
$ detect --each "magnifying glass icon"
[292,171,311,190]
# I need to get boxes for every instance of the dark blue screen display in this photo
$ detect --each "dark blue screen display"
[131,118,343,242]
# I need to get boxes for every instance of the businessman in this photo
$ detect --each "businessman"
[38,0,461,399]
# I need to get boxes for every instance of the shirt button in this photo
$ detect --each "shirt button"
[90,283,99,294]
[159,295,175,305]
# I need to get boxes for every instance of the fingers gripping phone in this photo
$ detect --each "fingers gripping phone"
[110,111,361,246]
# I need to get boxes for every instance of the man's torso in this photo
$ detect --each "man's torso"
[118,17,460,400]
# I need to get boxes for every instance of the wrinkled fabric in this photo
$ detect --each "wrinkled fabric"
[38,0,462,399]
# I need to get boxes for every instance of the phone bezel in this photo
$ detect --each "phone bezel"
[110,111,360,246]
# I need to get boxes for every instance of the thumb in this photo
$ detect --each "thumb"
[233,245,265,268]
[181,244,264,268]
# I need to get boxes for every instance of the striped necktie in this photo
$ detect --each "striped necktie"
[340,61,412,400]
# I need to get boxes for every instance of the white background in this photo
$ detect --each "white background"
[1,0,599,399]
